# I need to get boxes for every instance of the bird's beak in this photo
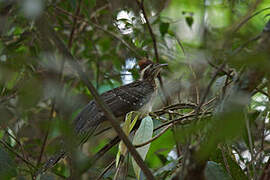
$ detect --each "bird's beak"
[153,63,167,76]
[154,63,168,71]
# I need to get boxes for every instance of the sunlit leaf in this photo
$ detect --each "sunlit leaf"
[132,116,153,179]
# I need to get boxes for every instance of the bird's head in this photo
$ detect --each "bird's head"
[138,59,167,81]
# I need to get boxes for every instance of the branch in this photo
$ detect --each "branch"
[0,140,36,169]
[97,160,115,180]
[67,0,82,49]
[195,63,226,114]
[36,101,56,166]
[35,15,154,180]
[135,124,172,148]
[155,112,212,131]
[136,0,159,62]
[53,6,142,59]
[231,4,269,34]
[79,136,120,174]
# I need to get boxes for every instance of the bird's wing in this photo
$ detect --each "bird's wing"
[102,80,153,117]
[73,81,154,142]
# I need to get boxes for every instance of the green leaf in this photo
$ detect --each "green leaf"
[147,130,174,168]
[68,0,76,9]
[199,107,245,159]
[116,112,140,167]
[132,116,153,179]
[185,16,194,28]
[85,0,96,9]
[18,77,42,109]
[159,22,170,37]
[210,148,248,180]
[0,147,17,179]
[205,161,232,180]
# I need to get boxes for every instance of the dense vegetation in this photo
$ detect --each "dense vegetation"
[1,0,270,179]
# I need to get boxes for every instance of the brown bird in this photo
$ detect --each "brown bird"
[37,59,167,174]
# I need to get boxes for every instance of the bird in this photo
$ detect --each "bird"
[37,59,167,174]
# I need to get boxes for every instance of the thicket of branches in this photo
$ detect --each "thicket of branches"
[1,0,270,179]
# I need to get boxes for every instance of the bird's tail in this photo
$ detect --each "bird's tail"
[35,150,66,177]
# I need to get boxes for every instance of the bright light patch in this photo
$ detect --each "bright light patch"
[121,58,136,84]
[167,148,178,161]
[22,0,43,19]
[115,10,135,34]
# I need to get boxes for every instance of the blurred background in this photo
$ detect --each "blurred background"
[1,0,270,179]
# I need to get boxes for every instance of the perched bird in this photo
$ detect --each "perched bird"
[37,59,167,174]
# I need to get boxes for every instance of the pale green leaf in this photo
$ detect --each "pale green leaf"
[116,111,140,167]
[132,116,153,180]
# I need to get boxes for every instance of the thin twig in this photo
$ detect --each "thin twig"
[5,130,29,163]
[232,34,261,55]
[255,88,270,98]
[207,60,232,78]
[221,147,232,178]
[175,34,186,56]
[135,0,170,109]
[68,0,82,49]
[0,92,17,104]
[231,5,269,34]
[135,124,172,148]
[153,102,197,116]
[97,159,116,180]
[53,6,142,59]
[36,102,55,166]
[136,0,159,62]
[154,112,212,131]
[245,113,256,180]
[196,63,226,114]
[0,140,36,169]
[78,136,120,174]
[136,110,213,148]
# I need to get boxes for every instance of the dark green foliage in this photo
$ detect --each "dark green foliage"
[1,0,270,179]
[0,147,17,179]
[205,161,232,180]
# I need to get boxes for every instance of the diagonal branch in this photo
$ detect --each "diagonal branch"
[0,139,36,169]
[35,14,154,180]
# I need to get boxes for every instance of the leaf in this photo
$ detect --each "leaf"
[147,130,174,168]
[199,106,245,159]
[213,75,227,95]
[210,148,248,180]
[116,112,140,167]
[0,147,17,179]
[68,0,76,9]
[18,77,42,109]
[154,157,181,176]
[132,116,153,180]
[185,16,194,28]
[205,161,232,180]
[159,22,170,37]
